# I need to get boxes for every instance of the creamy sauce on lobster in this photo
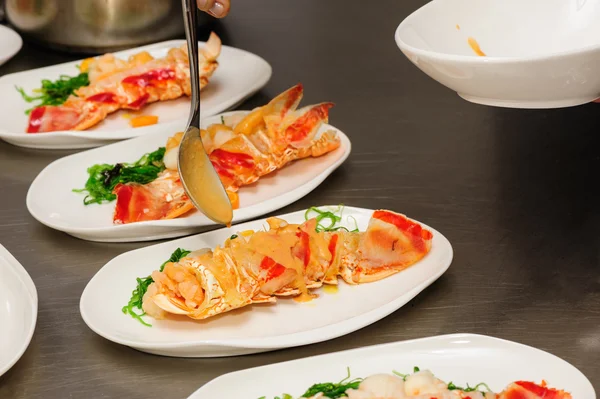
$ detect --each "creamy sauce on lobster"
[249,230,313,301]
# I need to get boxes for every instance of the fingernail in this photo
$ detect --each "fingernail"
[197,0,209,10]
[208,2,226,17]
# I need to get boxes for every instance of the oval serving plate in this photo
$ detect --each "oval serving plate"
[0,244,38,377]
[0,39,272,149]
[26,111,351,242]
[187,333,595,398]
[80,206,453,357]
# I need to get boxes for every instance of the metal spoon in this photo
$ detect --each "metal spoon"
[177,0,233,226]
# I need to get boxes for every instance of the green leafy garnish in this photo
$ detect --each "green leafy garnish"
[122,248,191,326]
[73,147,166,205]
[394,367,491,394]
[221,115,225,124]
[301,368,362,398]
[230,234,238,240]
[16,72,90,115]
[447,381,492,393]
[304,205,359,233]
[393,366,421,381]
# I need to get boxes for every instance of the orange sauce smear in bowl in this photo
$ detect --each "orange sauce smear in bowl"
[468,37,486,56]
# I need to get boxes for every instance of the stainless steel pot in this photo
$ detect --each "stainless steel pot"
[4,0,210,53]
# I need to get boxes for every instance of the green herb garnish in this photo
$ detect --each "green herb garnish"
[230,234,238,240]
[16,72,90,115]
[393,366,491,394]
[301,368,362,398]
[304,205,359,233]
[221,115,225,124]
[73,147,166,205]
[447,381,492,393]
[122,248,192,326]
[392,366,421,381]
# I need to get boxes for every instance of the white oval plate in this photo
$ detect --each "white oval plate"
[80,206,453,357]
[0,25,23,67]
[26,111,351,242]
[0,39,272,149]
[188,333,595,398]
[0,244,37,377]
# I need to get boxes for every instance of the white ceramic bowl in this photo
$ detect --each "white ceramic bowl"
[395,0,600,108]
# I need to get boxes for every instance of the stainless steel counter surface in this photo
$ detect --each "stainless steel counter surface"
[0,1,598,397]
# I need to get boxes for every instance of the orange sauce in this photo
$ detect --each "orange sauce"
[79,57,96,73]
[293,292,316,303]
[226,190,240,209]
[456,24,460,30]
[468,37,486,56]
[323,285,339,294]
[250,230,313,301]
[130,115,159,128]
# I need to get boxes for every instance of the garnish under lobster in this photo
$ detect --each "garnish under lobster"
[141,209,434,320]
[111,83,341,224]
[26,32,222,133]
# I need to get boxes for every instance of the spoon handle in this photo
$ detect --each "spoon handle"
[182,0,201,128]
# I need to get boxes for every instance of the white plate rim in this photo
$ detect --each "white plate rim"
[25,111,352,241]
[188,333,596,398]
[395,0,600,64]
[0,244,38,377]
[0,25,23,66]
[0,39,272,145]
[79,206,453,351]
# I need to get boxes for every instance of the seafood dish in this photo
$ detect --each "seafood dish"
[20,32,221,133]
[121,207,433,324]
[73,84,341,225]
[264,367,572,399]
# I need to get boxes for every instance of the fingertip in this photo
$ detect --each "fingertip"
[196,0,215,11]
[207,1,228,18]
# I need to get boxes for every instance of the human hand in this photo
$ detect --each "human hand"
[197,0,230,18]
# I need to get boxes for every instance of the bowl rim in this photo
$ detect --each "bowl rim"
[395,0,600,64]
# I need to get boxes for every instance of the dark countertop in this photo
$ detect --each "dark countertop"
[0,1,598,398]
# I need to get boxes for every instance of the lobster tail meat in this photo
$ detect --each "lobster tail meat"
[282,102,335,149]
[27,105,87,133]
[112,85,341,225]
[339,210,434,284]
[112,171,195,224]
[141,209,434,321]
[235,83,305,136]
[498,381,572,399]
[26,32,222,133]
